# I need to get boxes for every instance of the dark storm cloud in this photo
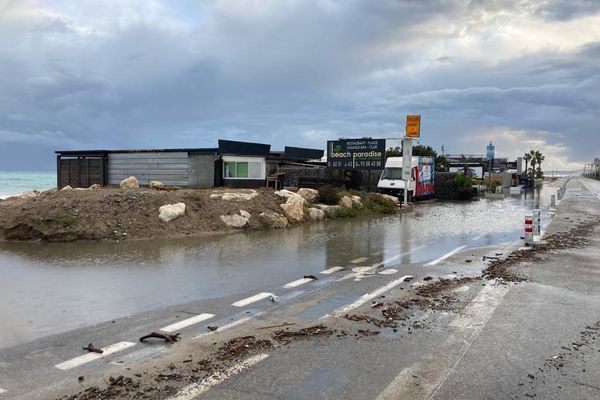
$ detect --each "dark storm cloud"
[0,0,599,170]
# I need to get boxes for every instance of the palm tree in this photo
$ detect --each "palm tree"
[460,154,470,175]
[523,152,532,179]
[528,150,537,180]
[534,151,545,179]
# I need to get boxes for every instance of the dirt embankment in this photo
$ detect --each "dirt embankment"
[0,187,286,242]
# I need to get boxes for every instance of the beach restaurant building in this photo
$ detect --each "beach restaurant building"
[55,140,324,190]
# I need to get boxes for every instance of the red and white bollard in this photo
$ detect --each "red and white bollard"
[524,215,534,245]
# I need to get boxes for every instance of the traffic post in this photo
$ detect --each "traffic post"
[403,115,421,207]
[524,215,534,245]
[533,209,541,236]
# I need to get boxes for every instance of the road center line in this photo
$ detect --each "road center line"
[323,275,412,318]
[166,353,269,400]
[192,313,264,339]
[472,233,486,241]
[425,245,467,266]
[55,341,136,370]
[320,266,344,275]
[283,277,314,288]
[232,292,273,307]
[160,313,215,333]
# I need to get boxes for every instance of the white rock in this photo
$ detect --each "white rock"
[210,190,258,201]
[339,195,353,208]
[274,189,306,205]
[220,214,249,228]
[60,185,73,191]
[308,207,325,221]
[120,176,139,189]
[258,212,289,228]
[380,193,399,204]
[280,196,305,223]
[150,180,165,189]
[297,188,319,203]
[314,204,341,217]
[20,190,40,198]
[159,202,186,222]
[88,183,101,189]
[240,209,252,220]
[351,195,362,205]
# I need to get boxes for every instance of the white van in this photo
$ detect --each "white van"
[377,156,435,200]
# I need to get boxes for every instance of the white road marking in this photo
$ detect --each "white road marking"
[350,256,369,264]
[232,292,273,307]
[160,313,215,333]
[0,388,7,394]
[323,275,412,318]
[581,180,600,200]
[192,314,260,339]
[378,268,398,275]
[472,233,486,241]
[320,266,344,275]
[375,284,510,400]
[55,341,136,370]
[166,353,269,400]
[425,245,467,266]
[283,277,314,288]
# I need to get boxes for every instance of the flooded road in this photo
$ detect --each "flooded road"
[0,185,556,348]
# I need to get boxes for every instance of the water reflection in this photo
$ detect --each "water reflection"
[0,180,563,347]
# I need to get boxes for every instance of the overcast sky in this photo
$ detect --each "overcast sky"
[1,0,599,171]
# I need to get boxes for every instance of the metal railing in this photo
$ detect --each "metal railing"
[582,160,600,180]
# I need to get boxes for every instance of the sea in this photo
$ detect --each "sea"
[0,171,56,199]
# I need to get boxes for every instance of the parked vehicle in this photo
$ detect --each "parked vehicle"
[377,156,435,200]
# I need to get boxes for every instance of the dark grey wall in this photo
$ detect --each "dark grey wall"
[189,153,216,188]
[107,152,189,186]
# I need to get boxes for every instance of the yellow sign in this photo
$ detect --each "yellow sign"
[406,115,421,138]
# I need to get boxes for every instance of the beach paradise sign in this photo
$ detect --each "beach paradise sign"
[327,139,385,170]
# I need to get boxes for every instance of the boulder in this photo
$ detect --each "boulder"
[380,194,399,205]
[88,183,101,189]
[308,207,325,221]
[20,190,40,199]
[280,196,305,223]
[339,195,353,208]
[351,195,362,205]
[220,214,249,228]
[60,185,73,191]
[258,212,289,228]
[159,202,186,222]
[210,190,258,201]
[150,180,165,189]
[274,189,306,205]
[240,209,252,220]
[120,176,139,189]
[297,188,319,203]
[314,204,342,217]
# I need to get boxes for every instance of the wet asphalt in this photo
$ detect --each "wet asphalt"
[0,180,578,399]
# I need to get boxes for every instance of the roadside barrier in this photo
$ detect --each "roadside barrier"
[550,194,556,208]
[533,209,541,235]
[524,215,534,245]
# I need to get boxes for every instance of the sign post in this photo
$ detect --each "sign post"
[403,115,421,206]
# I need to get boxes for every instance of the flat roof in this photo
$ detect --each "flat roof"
[56,148,218,156]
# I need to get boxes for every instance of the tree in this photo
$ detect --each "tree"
[523,152,533,179]
[529,150,537,181]
[460,154,471,176]
[385,146,402,158]
[534,150,545,179]
[435,155,449,172]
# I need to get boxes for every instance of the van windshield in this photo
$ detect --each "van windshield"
[383,167,403,180]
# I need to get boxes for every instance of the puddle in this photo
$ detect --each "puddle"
[295,292,361,320]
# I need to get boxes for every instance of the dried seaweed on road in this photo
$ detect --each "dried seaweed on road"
[215,336,273,361]
[272,325,334,344]
[139,332,181,343]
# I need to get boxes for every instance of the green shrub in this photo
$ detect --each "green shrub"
[62,215,77,225]
[318,186,341,205]
[454,173,474,192]
[365,193,397,213]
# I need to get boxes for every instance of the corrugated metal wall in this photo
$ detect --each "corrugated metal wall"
[107,152,189,186]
